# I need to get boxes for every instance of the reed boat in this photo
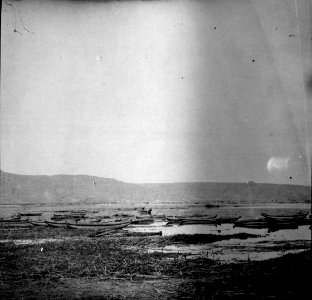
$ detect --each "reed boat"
[166,215,217,223]
[165,216,182,223]
[65,219,131,230]
[134,215,153,219]
[152,214,166,220]
[18,212,43,217]
[234,218,268,229]
[125,231,162,236]
[131,218,154,225]
[267,223,299,232]
[179,219,217,225]
[261,212,309,223]
[212,216,241,224]
[45,221,68,228]
[180,215,217,222]
[0,221,32,228]
[27,220,49,227]
[0,216,21,222]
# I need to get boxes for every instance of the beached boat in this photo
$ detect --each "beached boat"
[137,208,152,215]
[267,223,299,232]
[0,221,32,228]
[165,216,182,223]
[179,219,217,225]
[18,212,43,217]
[261,212,309,223]
[66,219,131,230]
[152,214,166,220]
[212,216,241,224]
[166,215,217,224]
[134,215,153,219]
[125,231,162,237]
[180,215,217,221]
[131,218,154,225]
[45,221,68,228]
[28,220,49,227]
[0,216,21,222]
[234,218,268,229]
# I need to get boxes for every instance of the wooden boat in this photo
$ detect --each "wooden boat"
[125,231,162,237]
[138,208,152,215]
[18,212,43,217]
[179,219,217,225]
[45,221,68,228]
[135,215,153,219]
[28,220,49,227]
[261,212,309,223]
[0,216,21,222]
[0,221,32,228]
[131,218,154,225]
[267,223,299,232]
[180,215,217,222]
[165,216,182,223]
[65,219,131,230]
[166,215,217,224]
[152,214,166,220]
[234,218,268,229]
[212,216,241,224]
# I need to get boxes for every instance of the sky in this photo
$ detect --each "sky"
[1,0,311,185]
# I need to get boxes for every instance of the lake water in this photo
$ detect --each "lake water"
[1,202,310,262]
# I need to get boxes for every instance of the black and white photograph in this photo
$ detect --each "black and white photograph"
[1,0,311,299]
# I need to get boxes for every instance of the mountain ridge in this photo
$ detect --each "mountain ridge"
[0,171,310,205]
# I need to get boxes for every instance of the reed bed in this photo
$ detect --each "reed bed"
[0,237,310,299]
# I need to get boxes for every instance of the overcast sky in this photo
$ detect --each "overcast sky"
[1,0,311,185]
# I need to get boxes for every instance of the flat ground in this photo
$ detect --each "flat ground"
[0,227,311,299]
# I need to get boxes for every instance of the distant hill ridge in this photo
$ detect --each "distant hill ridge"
[0,171,310,205]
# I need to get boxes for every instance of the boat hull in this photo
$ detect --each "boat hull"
[66,221,131,230]
[28,221,49,227]
[45,221,68,228]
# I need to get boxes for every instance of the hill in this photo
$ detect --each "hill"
[0,171,152,204]
[0,171,310,205]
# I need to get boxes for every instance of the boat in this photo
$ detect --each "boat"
[234,218,268,229]
[179,219,217,225]
[18,212,43,217]
[0,216,21,222]
[212,216,241,224]
[65,219,131,230]
[179,215,217,222]
[125,231,162,237]
[166,215,217,224]
[138,208,152,215]
[267,223,299,232]
[165,216,182,223]
[131,218,154,225]
[45,221,68,228]
[261,212,309,224]
[134,215,153,219]
[0,221,32,228]
[152,214,166,220]
[27,220,49,227]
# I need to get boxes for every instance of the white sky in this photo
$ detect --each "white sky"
[1,0,311,185]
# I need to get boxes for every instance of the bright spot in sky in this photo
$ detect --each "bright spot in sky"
[267,157,289,173]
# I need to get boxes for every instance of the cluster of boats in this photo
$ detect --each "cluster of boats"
[234,212,311,232]
[0,210,310,234]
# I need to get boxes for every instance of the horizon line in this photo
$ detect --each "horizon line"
[1,170,311,187]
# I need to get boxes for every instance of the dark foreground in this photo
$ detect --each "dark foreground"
[0,228,311,299]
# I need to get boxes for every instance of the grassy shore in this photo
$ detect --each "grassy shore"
[0,227,310,299]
